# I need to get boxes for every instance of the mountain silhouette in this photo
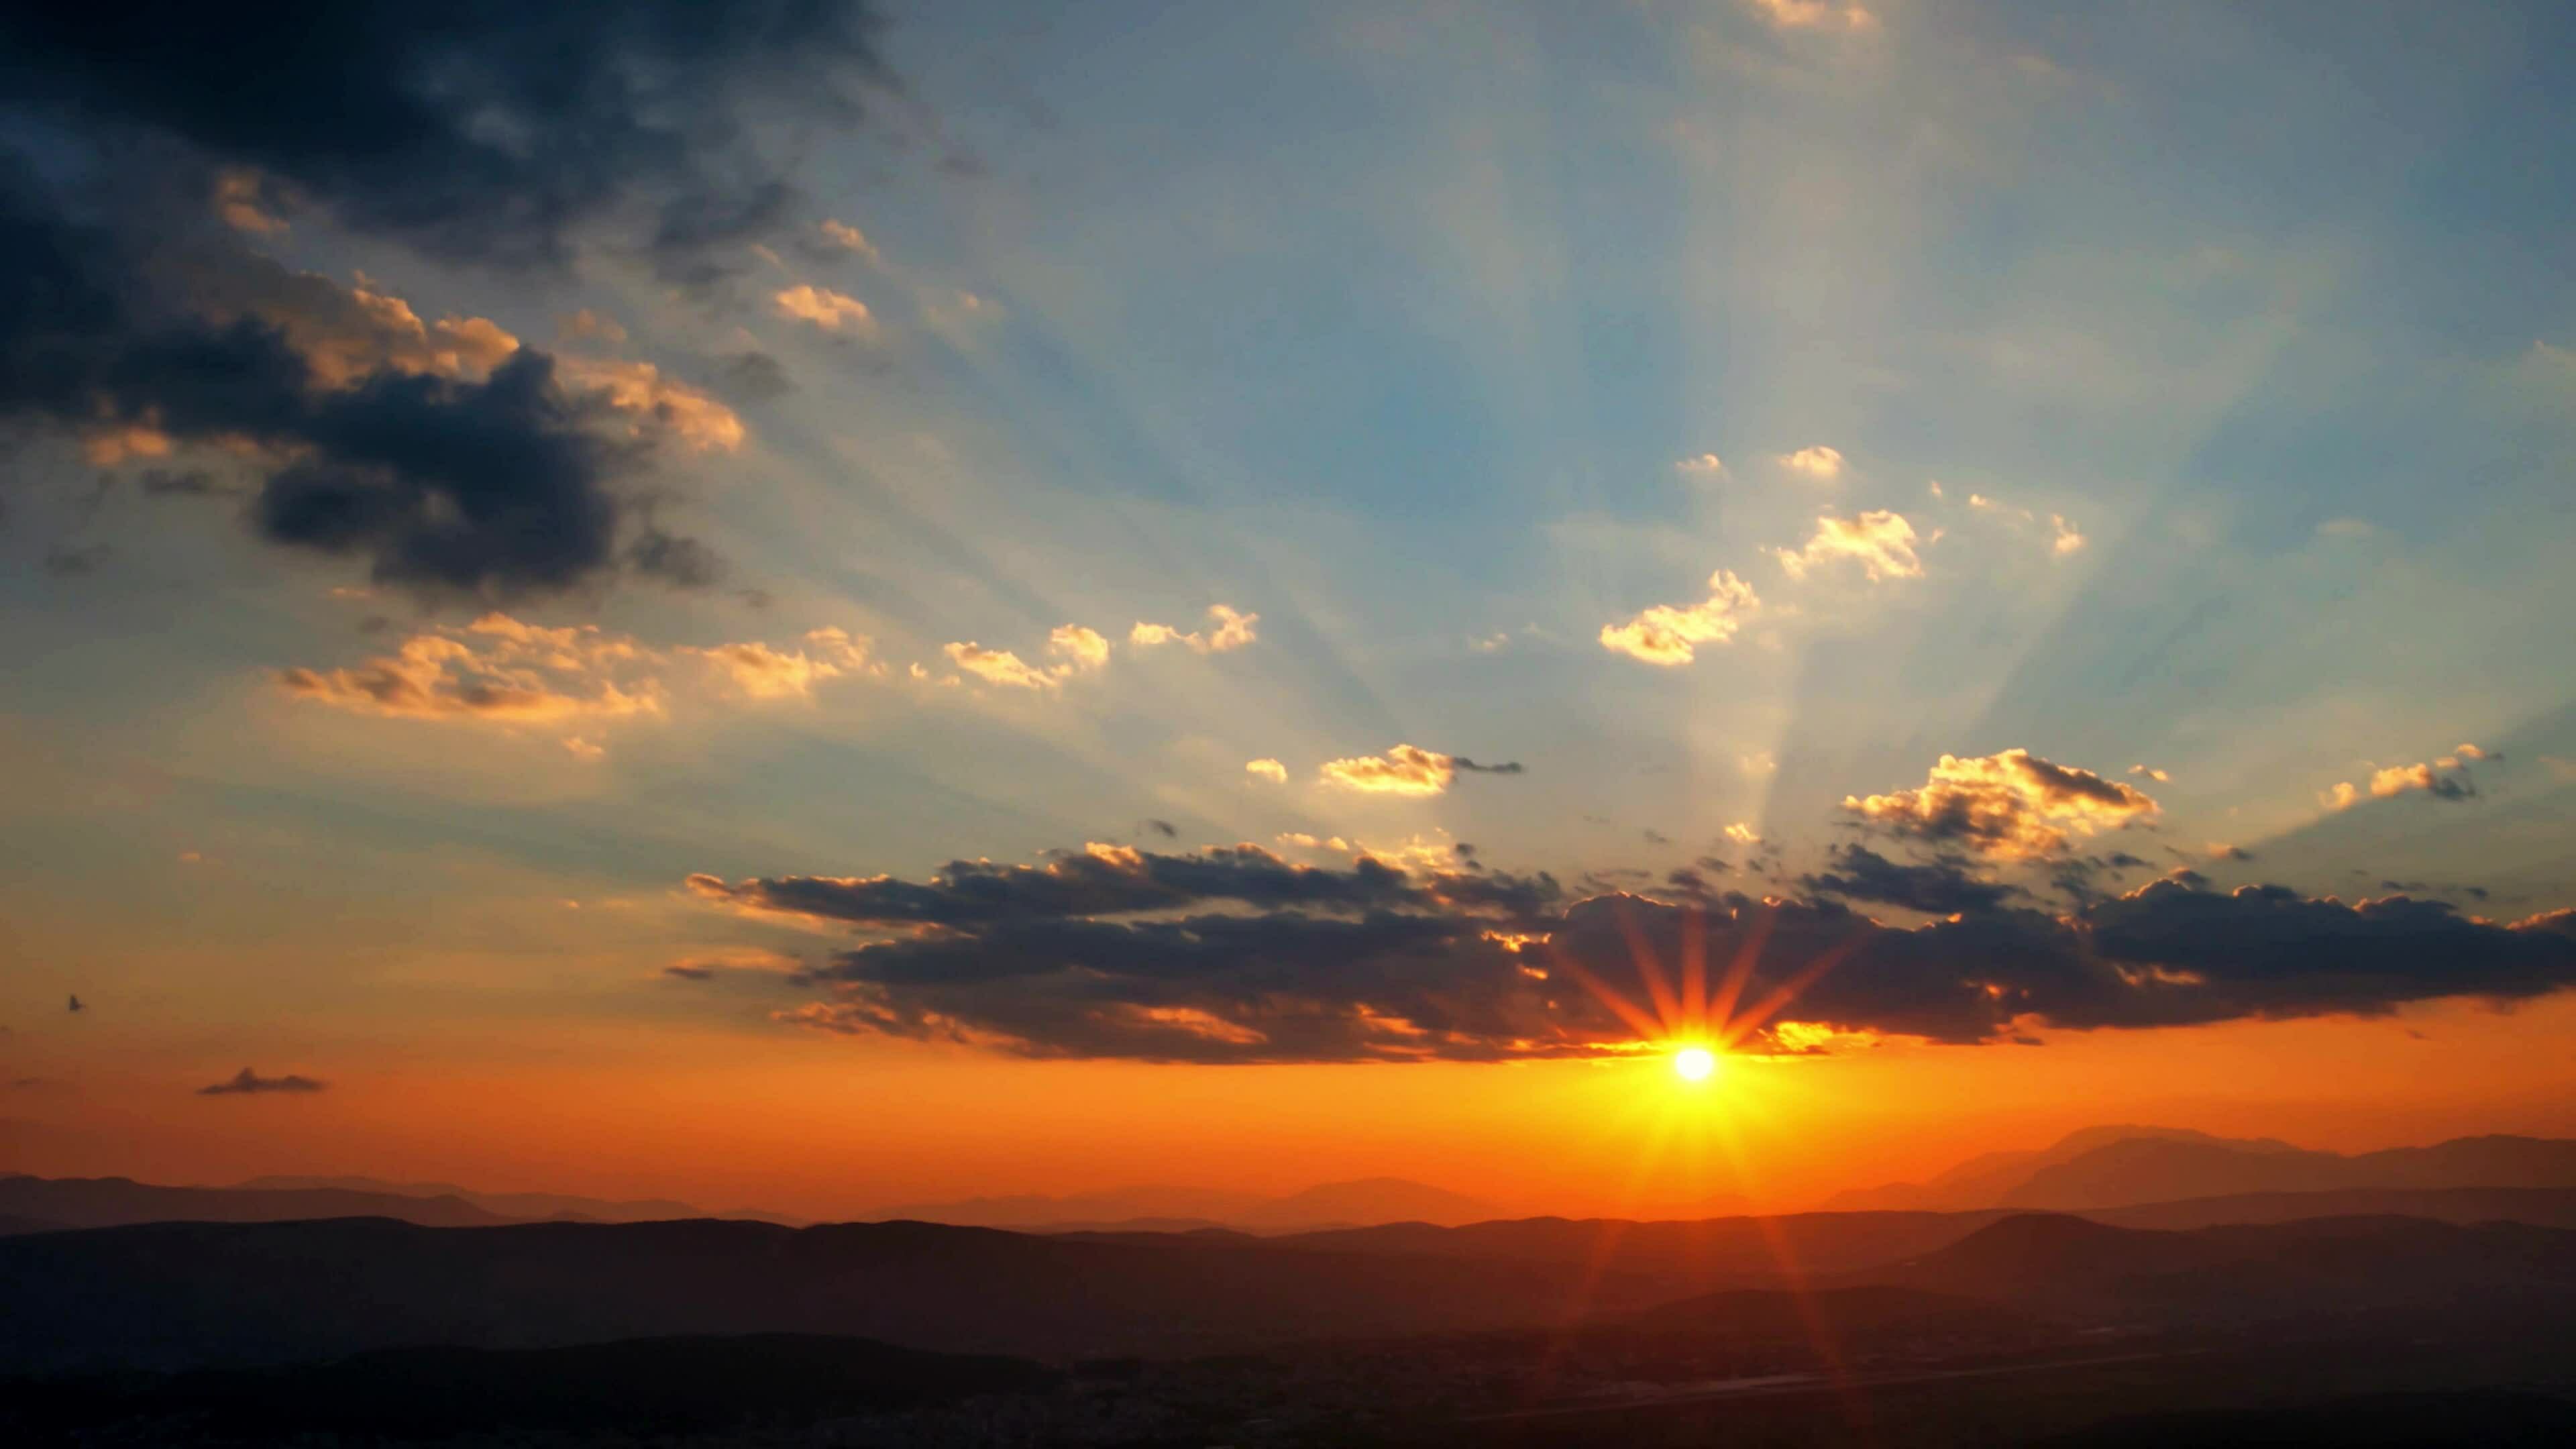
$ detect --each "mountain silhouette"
[231,1175,798,1225]
[875,1175,1496,1231]
[0,1174,517,1232]
[1823,1129,2576,1214]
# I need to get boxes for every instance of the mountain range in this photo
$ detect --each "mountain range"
[1825,1128,2576,1212]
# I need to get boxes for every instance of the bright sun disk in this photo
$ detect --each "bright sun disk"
[1672,1046,1717,1082]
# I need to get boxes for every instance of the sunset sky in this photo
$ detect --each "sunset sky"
[4,0,2575,1222]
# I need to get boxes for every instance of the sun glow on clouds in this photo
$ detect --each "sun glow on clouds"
[1600,570,1761,665]
[772,284,873,333]
[1320,744,1457,796]
[279,614,878,752]
[1843,749,2158,859]
[1779,444,1845,480]
[1774,511,1925,582]
[2320,745,2488,810]
[1130,604,1259,653]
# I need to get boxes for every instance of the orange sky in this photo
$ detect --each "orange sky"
[11,992,2574,1222]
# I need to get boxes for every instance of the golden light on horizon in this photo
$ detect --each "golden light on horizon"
[1672,1045,1718,1083]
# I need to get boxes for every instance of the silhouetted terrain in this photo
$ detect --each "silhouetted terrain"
[1269,1210,2021,1287]
[1828,1130,2576,1212]
[2031,1390,2576,1448]
[0,1215,1668,1373]
[878,1175,1497,1232]
[2086,1184,2576,1230]
[0,1173,518,1232]
[5,1334,1053,1441]
[1864,1212,2576,1325]
[233,1174,801,1224]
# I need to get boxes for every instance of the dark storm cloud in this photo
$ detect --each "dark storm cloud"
[0,172,697,596]
[197,1067,326,1095]
[625,526,727,588]
[714,352,796,401]
[0,3,884,595]
[698,844,2576,1063]
[690,843,1564,930]
[0,3,883,271]
[1801,845,2023,916]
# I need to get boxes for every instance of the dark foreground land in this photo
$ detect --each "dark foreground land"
[5,1200,2575,1446]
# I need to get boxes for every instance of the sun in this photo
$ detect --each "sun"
[1671,1045,1718,1083]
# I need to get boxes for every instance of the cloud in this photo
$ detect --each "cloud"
[815,219,879,262]
[1599,569,1761,665]
[2322,745,2487,810]
[279,613,877,737]
[691,841,2573,1063]
[1452,756,1525,775]
[1245,758,1289,784]
[1778,445,1845,480]
[43,542,111,576]
[1774,511,1925,582]
[1802,845,2023,915]
[1130,604,1260,653]
[690,627,874,700]
[1320,744,1456,796]
[714,351,795,400]
[1843,749,2159,859]
[1049,624,1112,671]
[944,641,1061,690]
[2051,515,2086,555]
[772,284,873,333]
[1725,822,1762,845]
[0,5,875,593]
[2129,764,2170,782]
[1746,0,1878,34]
[0,3,882,272]
[1675,453,1726,476]
[198,1067,326,1095]
[688,841,1558,930]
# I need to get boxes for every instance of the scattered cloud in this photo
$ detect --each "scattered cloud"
[1843,749,2159,859]
[198,1067,326,1095]
[1725,822,1762,845]
[772,284,874,333]
[1600,569,1761,665]
[945,641,1062,691]
[1049,624,1112,672]
[1675,453,1726,477]
[2129,764,2171,782]
[1245,758,1289,784]
[2321,745,2488,810]
[815,219,879,262]
[1321,744,1458,796]
[1130,604,1260,653]
[1746,0,1878,34]
[1779,445,1846,480]
[2051,515,2086,555]
[1774,511,1925,582]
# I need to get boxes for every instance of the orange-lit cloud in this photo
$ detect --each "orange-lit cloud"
[1774,511,1924,582]
[816,219,878,261]
[1245,758,1289,784]
[1320,744,1456,796]
[211,168,288,235]
[1843,748,2158,859]
[1130,604,1260,653]
[1049,625,1112,671]
[553,357,744,451]
[2321,744,2487,810]
[1599,569,1760,665]
[280,615,880,746]
[772,284,873,333]
[944,641,1061,690]
[1746,0,1877,33]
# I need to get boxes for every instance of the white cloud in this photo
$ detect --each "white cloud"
[1132,604,1260,653]
[1779,445,1845,481]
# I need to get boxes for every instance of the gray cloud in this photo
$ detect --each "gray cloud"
[198,1067,327,1095]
